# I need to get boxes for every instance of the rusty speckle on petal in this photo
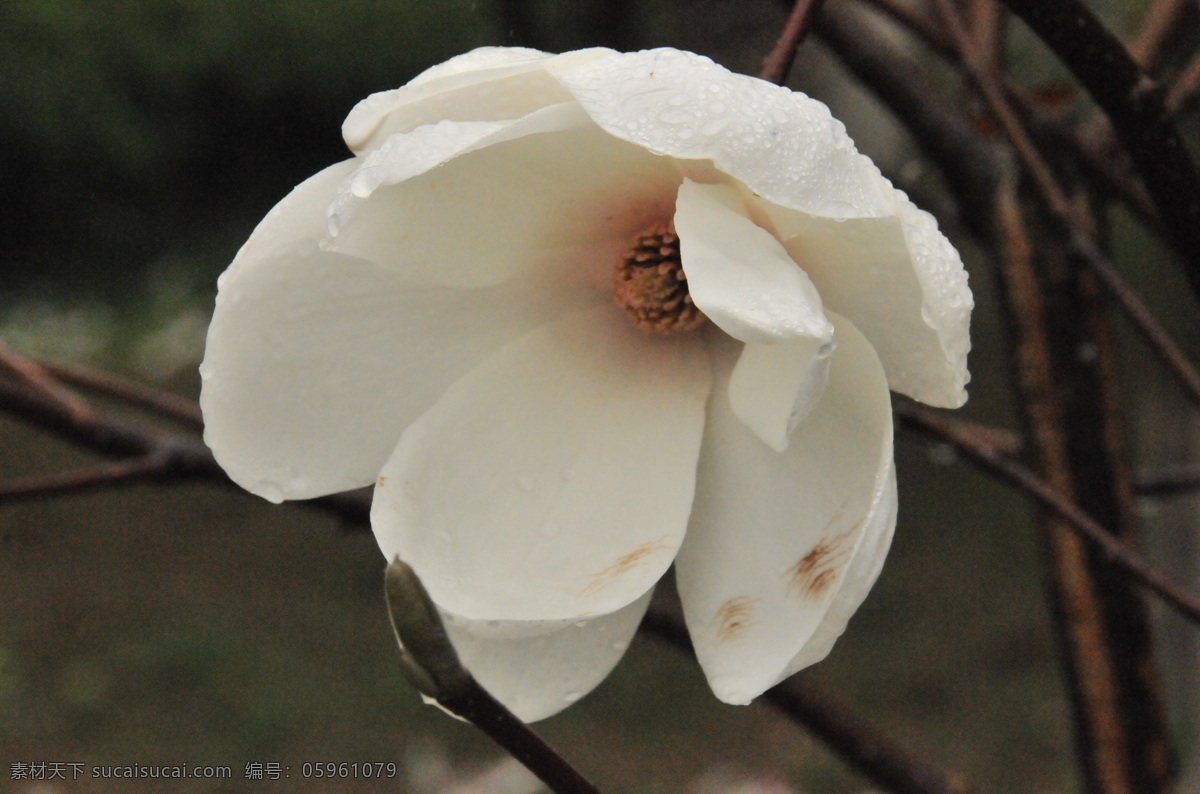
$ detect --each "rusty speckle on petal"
[377,476,387,487]
[581,536,673,596]
[715,596,759,644]
[785,530,853,601]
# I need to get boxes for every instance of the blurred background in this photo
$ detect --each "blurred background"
[1,0,1196,791]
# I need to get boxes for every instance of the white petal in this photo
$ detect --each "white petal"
[326,121,681,290]
[777,464,896,675]
[728,336,834,452]
[440,589,653,722]
[327,102,594,242]
[754,189,972,408]
[343,47,615,153]
[674,179,834,344]
[553,48,894,219]
[371,307,711,622]
[676,312,894,705]
[200,160,583,501]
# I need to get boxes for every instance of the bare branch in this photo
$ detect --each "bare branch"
[934,0,1200,411]
[0,455,173,503]
[641,599,974,794]
[42,359,204,428]
[896,401,1200,626]
[0,341,95,426]
[1135,463,1200,497]
[999,0,1200,303]
[1128,0,1196,72]
[759,0,827,85]
[385,559,600,794]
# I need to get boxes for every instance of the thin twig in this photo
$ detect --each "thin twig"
[759,0,827,85]
[0,341,95,426]
[1135,463,1200,497]
[641,599,973,794]
[1165,50,1200,115]
[42,359,204,428]
[897,400,1200,626]
[935,0,1200,411]
[999,0,1200,303]
[385,559,600,794]
[0,455,173,503]
[1128,0,1196,72]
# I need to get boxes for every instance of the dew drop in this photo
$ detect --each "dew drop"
[611,640,628,652]
[573,619,588,628]
[563,691,582,703]
[517,475,535,492]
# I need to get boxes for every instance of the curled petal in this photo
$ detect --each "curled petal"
[325,119,681,290]
[371,307,711,622]
[344,47,615,153]
[755,189,972,408]
[676,312,894,705]
[553,48,893,220]
[200,160,583,501]
[728,336,834,453]
[674,179,834,345]
[439,589,653,722]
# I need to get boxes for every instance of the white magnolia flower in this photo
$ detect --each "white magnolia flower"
[201,47,971,722]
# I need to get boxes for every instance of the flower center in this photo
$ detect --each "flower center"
[613,222,707,334]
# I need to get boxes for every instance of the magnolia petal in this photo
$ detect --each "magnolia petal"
[326,121,681,290]
[371,307,711,622]
[439,589,653,722]
[676,312,894,705]
[554,48,893,220]
[343,47,615,153]
[754,190,972,408]
[727,336,834,452]
[200,160,582,501]
[778,464,897,675]
[327,102,594,241]
[674,179,834,345]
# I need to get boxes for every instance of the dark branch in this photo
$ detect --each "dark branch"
[934,0,1200,411]
[759,0,827,85]
[1000,0,1200,303]
[896,401,1200,626]
[0,455,174,503]
[641,600,973,794]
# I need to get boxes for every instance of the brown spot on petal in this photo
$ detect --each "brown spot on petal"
[581,536,674,596]
[715,596,759,644]
[376,476,387,487]
[785,530,854,601]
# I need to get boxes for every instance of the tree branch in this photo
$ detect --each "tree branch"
[999,0,1200,303]
[896,401,1200,626]
[641,600,973,794]
[759,0,827,85]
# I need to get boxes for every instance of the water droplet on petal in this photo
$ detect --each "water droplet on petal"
[611,640,628,652]
[517,475,535,492]
[563,691,581,703]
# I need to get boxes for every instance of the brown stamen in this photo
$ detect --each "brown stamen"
[613,222,707,334]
